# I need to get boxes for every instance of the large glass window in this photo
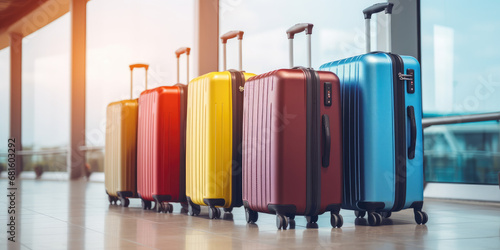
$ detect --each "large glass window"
[421,0,500,184]
[0,47,9,170]
[86,0,195,172]
[22,14,70,172]
[219,0,380,73]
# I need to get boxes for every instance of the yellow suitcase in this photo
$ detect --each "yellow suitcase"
[186,31,255,219]
[104,64,148,207]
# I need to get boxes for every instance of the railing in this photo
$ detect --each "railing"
[423,112,500,129]
[0,146,105,173]
[423,112,500,185]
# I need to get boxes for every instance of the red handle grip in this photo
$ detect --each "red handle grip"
[175,47,191,58]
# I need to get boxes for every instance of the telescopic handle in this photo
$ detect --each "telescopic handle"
[129,64,149,99]
[363,2,394,53]
[221,30,244,71]
[286,23,313,68]
[175,47,191,83]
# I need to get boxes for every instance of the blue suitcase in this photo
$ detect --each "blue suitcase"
[319,3,427,226]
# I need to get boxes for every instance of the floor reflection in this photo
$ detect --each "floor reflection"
[1,179,499,249]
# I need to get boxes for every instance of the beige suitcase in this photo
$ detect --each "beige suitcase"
[104,64,148,207]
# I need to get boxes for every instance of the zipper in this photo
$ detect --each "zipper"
[302,68,321,216]
[388,53,407,212]
[229,70,244,208]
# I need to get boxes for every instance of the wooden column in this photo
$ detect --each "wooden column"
[69,0,86,179]
[10,32,23,175]
[195,0,219,75]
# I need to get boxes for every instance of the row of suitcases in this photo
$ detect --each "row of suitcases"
[104,3,427,229]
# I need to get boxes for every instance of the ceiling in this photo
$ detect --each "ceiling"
[0,0,69,50]
[0,0,48,31]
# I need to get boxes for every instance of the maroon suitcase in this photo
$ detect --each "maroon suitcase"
[242,23,343,229]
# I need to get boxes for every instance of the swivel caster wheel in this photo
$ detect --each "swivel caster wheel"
[288,216,296,229]
[223,207,233,213]
[276,215,288,230]
[167,203,174,213]
[306,215,319,223]
[208,207,221,219]
[124,198,130,207]
[330,213,343,228]
[141,199,149,210]
[245,208,258,223]
[180,203,189,214]
[306,215,319,229]
[119,198,130,207]
[381,212,392,218]
[188,204,200,216]
[157,202,165,213]
[108,195,114,205]
[414,211,428,225]
[367,212,383,226]
[354,210,366,218]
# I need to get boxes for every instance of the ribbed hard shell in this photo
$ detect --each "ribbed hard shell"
[242,69,343,215]
[185,71,255,208]
[104,99,138,197]
[319,53,424,211]
[137,85,187,202]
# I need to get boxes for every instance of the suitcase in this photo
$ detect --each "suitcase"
[242,23,343,230]
[319,3,427,226]
[136,48,190,213]
[104,64,148,207]
[185,30,255,219]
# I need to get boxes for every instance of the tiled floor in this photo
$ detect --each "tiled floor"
[1,179,500,250]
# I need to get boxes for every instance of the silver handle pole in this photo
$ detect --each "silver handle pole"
[177,57,180,83]
[239,39,243,71]
[145,69,148,90]
[306,34,311,68]
[223,43,227,71]
[365,18,371,53]
[289,39,293,68]
[186,54,190,82]
[387,13,392,53]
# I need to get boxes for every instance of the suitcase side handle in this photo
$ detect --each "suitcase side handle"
[129,64,149,99]
[322,114,331,167]
[175,47,191,83]
[407,106,416,160]
[220,30,244,71]
[363,2,394,53]
[286,23,313,68]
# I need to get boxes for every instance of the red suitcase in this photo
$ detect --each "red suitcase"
[137,47,190,213]
[242,23,343,229]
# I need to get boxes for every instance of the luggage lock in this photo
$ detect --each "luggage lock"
[324,82,332,106]
[399,69,415,94]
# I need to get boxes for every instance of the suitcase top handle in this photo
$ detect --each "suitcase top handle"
[286,23,313,68]
[363,2,394,53]
[175,47,191,83]
[129,64,149,99]
[220,30,244,71]
[363,2,394,19]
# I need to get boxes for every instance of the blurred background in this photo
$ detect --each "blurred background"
[0,0,499,186]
